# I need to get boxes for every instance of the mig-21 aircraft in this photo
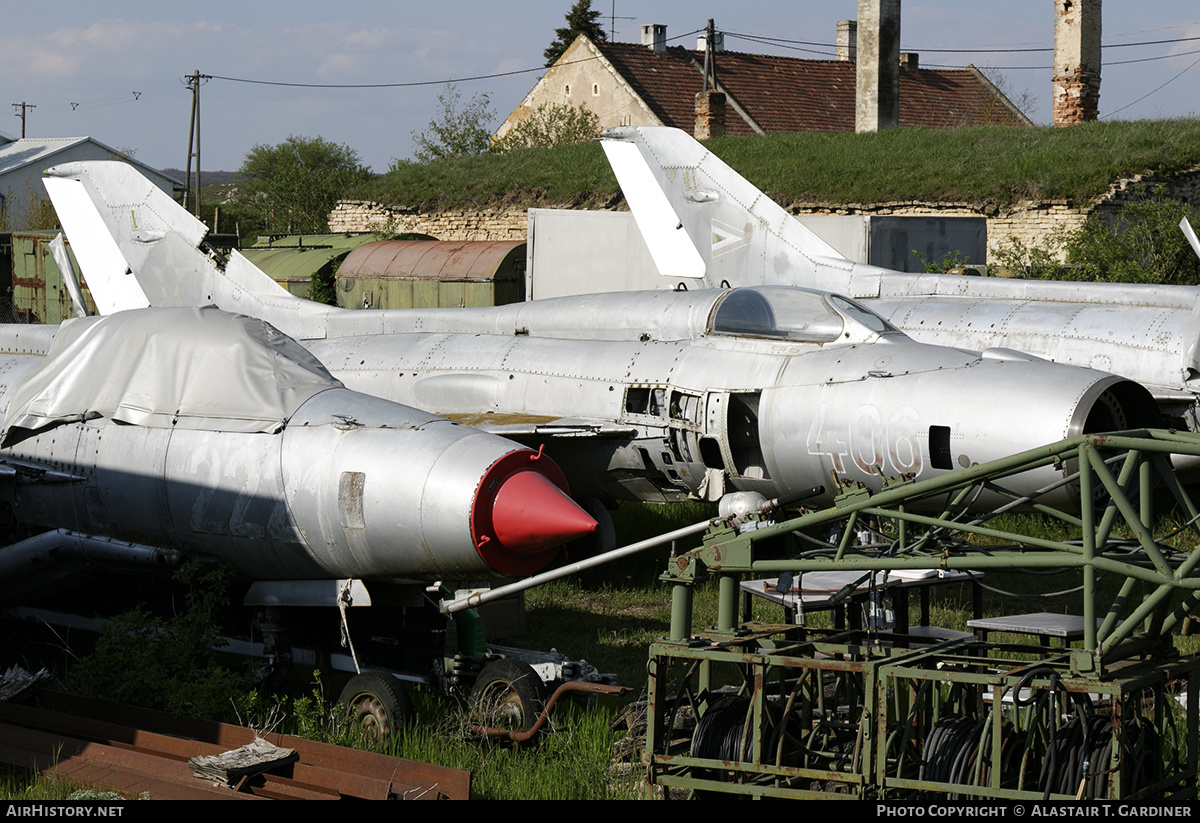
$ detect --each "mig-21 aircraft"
[600,125,1200,436]
[41,161,1158,513]
[0,305,597,604]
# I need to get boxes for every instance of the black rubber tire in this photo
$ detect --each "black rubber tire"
[470,658,549,734]
[338,671,414,741]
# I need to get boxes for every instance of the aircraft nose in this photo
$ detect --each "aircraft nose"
[470,450,597,575]
[488,469,598,556]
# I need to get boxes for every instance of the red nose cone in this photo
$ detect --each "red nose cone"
[471,449,598,578]
[491,469,598,556]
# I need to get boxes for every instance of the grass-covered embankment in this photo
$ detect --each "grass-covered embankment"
[356,119,1200,212]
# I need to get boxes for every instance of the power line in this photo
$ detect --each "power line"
[724,30,1200,55]
[208,52,608,90]
[1103,53,1200,118]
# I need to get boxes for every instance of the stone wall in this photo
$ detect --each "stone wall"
[782,198,1093,262]
[327,200,528,240]
[787,166,1200,263]
[329,166,1200,264]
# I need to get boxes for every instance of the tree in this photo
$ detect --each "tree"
[1061,192,1200,285]
[491,102,601,153]
[238,135,370,235]
[544,0,607,66]
[410,84,495,164]
[979,64,1038,123]
[0,184,59,231]
[991,187,1200,285]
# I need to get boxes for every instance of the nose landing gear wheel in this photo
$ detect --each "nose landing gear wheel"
[470,658,549,737]
[338,671,414,741]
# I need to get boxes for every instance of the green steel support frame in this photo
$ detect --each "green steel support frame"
[648,430,1200,799]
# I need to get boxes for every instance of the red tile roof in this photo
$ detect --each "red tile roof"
[595,42,1030,134]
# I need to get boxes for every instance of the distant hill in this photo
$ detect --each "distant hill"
[161,169,242,186]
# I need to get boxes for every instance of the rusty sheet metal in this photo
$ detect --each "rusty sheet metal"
[1,691,471,800]
[340,240,524,283]
[0,716,263,800]
[3,231,98,324]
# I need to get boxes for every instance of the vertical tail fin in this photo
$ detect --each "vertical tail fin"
[1182,217,1200,262]
[600,126,870,294]
[43,161,332,339]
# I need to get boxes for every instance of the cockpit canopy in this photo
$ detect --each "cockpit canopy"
[710,287,896,342]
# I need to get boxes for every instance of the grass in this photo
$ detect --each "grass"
[390,696,640,800]
[230,676,642,800]
[353,119,1200,212]
[0,771,80,801]
[4,501,1198,799]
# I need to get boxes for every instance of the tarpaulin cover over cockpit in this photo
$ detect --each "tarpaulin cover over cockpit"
[1,306,342,442]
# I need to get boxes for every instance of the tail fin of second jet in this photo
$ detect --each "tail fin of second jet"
[42,161,334,339]
[600,126,886,296]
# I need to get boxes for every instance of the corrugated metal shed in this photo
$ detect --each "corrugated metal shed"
[240,246,351,298]
[251,233,383,250]
[337,240,526,309]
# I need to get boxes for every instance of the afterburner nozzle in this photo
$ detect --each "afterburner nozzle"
[471,450,598,578]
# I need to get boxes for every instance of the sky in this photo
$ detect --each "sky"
[4,1,1200,173]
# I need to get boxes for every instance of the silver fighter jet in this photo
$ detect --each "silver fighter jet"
[42,162,1157,510]
[0,306,597,602]
[600,125,1200,435]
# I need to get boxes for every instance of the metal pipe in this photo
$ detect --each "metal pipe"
[0,528,182,579]
[669,578,695,643]
[1081,445,1096,653]
[441,518,715,614]
[1098,576,1136,640]
[717,573,737,632]
[1099,580,1176,657]
[1086,448,1171,577]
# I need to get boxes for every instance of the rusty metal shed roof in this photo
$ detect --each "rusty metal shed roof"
[339,240,525,283]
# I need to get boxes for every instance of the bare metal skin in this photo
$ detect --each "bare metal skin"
[600,125,1200,435]
[0,308,595,587]
[42,161,1157,511]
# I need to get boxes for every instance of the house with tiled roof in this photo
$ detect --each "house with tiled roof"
[496,24,1031,142]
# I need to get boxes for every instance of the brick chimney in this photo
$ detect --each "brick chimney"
[1053,0,1101,126]
[642,24,666,53]
[856,0,901,132]
[694,91,726,140]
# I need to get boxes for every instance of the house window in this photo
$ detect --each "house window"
[564,84,571,96]
[592,83,599,96]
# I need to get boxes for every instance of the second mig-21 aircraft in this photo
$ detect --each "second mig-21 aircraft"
[41,161,1159,512]
[600,125,1200,437]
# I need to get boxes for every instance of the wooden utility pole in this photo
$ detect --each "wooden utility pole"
[183,71,205,217]
[10,102,35,138]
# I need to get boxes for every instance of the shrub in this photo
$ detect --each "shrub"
[492,103,601,153]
